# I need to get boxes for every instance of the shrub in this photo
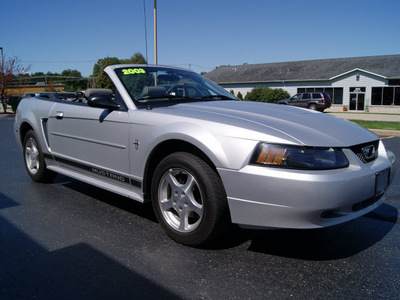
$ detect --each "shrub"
[244,87,290,103]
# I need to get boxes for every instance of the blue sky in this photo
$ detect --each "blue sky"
[2,0,400,77]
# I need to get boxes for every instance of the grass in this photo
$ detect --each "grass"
[349,119,400,131]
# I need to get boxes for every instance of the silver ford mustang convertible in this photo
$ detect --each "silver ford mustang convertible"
[14,64,395,246]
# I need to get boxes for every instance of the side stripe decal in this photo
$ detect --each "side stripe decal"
[44,154,142,189]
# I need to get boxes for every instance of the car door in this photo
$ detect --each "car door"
[299,93,310,108]
[47,101,131,184]
[288,94,301,106]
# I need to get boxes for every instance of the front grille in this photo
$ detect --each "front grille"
[349,140,379,164]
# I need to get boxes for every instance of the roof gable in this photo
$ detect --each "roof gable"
[329,68,386,80]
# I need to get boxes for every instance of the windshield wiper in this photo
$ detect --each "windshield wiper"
[136,95,198,102]
[201,95,235,100]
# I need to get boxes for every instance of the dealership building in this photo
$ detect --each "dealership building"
[204,55,400,113]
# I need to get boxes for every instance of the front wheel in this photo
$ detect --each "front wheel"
[23,130,56,182]
[151,152,230,246]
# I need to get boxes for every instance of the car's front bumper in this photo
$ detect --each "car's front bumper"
[218,142,395,229]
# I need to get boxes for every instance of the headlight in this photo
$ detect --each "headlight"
[251,143,349,170]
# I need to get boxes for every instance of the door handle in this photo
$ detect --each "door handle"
[55,111,64,119]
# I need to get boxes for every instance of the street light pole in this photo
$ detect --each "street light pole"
[154,0,158,65]
[0,47,3,72]
[0,47,3,103]
[0,47,3,112]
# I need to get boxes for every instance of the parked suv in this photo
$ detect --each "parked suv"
[6,95,23,112]
[277,92,331,112]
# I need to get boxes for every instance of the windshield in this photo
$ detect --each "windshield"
[115,66,237,105]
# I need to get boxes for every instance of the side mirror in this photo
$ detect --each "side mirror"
[87,94,121,110]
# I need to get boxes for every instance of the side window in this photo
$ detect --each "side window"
[114,89,127,109]
[292,94,301,100]
[312,93,321,99]
[302,93,310,99]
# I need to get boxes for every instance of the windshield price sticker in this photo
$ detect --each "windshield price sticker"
[122,68,146,75]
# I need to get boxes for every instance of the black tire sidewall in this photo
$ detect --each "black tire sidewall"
[151,152,229,246]
[23,130,53,182]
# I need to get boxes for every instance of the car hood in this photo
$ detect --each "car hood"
[157,101,377,147]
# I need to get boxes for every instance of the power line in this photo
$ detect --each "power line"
[21,60,96,63]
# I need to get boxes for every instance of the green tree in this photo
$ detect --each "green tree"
[92,57,120,78]
[92,53,147,78]
[95,65,115,91]
[0,56,31,113]
[244,87,290,103]
[127,52,147,64]
[244,87,264,101]
[61,69,87,91]
[27,72,45,85]
[93,53,147,90]
[237,91,243,100]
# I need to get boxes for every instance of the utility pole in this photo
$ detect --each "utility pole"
[0,47,3,72]
[154,0,158,65]
[0,47,3,105]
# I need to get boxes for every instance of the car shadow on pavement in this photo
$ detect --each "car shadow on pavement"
[246,203,397,260]
[0,192,20,210]
[0,215,181,299]
[53,174,158,223]
[48,174,398,260]
[206,203,398,260]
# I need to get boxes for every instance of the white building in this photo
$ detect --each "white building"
[204,55,400,113]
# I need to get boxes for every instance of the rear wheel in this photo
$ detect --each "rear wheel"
[23,130,56,182]
[151,152,230,246]
[308,103,318,110]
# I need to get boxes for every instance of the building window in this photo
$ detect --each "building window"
[371,86,400,105]
[296,87,343,104]
[396,88,400,105]
[372,87,382,105]
[350,87,366,93]
[324,88,333,101]
[389,79,400,85]
[383,87,394,105]
[333,88,343,105]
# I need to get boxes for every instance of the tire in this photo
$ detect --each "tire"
[23,130,56,182]
[151,152,230,246]
[308,103,318,110]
